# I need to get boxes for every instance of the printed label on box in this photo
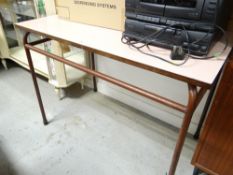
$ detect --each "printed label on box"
[55,0,125,31]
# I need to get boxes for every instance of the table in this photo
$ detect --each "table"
[15,15,232,175]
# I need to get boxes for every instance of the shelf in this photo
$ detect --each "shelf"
[8,46,87,86]
[12,2,36,18]
[2,20,14,28]
[14,11,35,18]
[0,1,87,90]
[5,29,17,41]
[0,5,12,20]
[9,46,49,77]
[6,37,18,48]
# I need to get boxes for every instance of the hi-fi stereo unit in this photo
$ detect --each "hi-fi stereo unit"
[123,0,231,56]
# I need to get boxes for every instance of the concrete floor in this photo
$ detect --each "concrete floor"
[0,63,196,175]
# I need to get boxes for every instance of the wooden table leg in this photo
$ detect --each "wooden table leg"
[168,84,198,175]
[23,32,48,125]
[91,52,98,92]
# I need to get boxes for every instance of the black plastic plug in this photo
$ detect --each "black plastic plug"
[170,46,185,60]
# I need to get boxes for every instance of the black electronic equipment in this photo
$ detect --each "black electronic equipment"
[123,0,231,56]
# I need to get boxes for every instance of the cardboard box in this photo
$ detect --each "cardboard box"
[55,0,125,31]
[0,0,7,3]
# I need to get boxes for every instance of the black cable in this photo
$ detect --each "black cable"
[122,25,191,66]
[189,25,228,60]
[140,25,191,66]
[191,30,211,45]
[121,23,228,65]
[136,47,190,66]
[121,25,174,49]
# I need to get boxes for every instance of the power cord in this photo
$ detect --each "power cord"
[122,25,190,66]
[121,24,228,66]
[189,25,228,60]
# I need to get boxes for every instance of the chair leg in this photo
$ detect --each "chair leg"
[55,88,66,100]
[81,78,85,90]
[1,59,8,70]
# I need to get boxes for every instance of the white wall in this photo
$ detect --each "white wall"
[88,54,208,134]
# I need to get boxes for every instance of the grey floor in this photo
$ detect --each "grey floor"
[0,62,196,175]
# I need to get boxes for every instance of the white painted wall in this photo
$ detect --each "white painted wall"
[88,54,208,134]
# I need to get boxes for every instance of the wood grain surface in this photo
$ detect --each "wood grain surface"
[192,51,233,175]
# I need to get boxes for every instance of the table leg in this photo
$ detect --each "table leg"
[91,52,97,92]
[168,84,198,175]
[23,32,48,125]
[24,37,208,174]
[193,70,221,139]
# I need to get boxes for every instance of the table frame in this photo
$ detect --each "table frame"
[23,32,208,175]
